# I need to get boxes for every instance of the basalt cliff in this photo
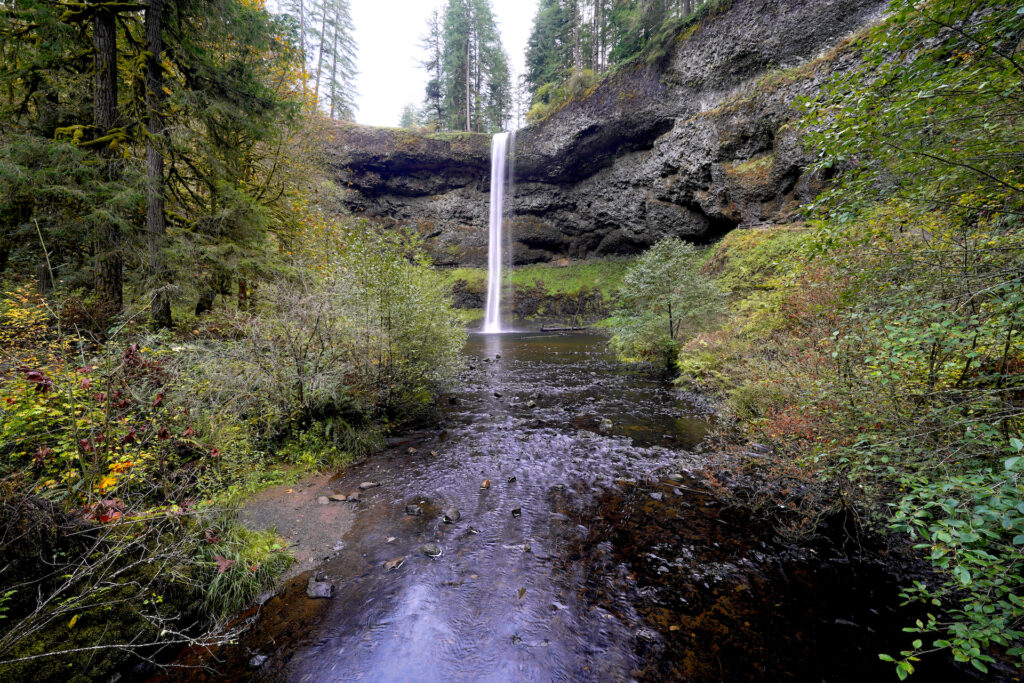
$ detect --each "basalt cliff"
[323,0,886,267]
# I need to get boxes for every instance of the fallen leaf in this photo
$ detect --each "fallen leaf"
[517,587,526,600]
[384,557,405,571]
[213,555,236,574]
[68,614,79,628]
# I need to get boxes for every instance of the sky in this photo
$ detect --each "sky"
[349,0,539,128]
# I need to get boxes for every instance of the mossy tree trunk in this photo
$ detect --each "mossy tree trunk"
[146,0,172,329]
[92,5,122,322]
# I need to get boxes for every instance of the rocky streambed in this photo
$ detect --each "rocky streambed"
[156,331,976,682]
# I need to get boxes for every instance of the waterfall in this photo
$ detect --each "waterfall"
[483,131,515,334]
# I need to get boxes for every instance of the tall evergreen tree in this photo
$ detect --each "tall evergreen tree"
[419,8,445,130]
[308,0,358,119]
[437,0,509,133]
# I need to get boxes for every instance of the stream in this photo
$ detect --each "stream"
[163,331,975,682]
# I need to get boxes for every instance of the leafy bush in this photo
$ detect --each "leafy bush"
[187,222,465,443]
[609,238,721,370]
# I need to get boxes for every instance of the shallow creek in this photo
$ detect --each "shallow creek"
[163,331,975,682]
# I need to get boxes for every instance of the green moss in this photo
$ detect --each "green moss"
[726,153,774,179]
[439,257,638,302]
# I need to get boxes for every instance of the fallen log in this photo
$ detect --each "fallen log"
[540,326,588,332]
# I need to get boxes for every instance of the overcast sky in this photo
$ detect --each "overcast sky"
[349,0,539,128]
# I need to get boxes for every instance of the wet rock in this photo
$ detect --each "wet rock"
[443,507,461,523]
[306,575,333,599]
[668,473,686,483]
[249,654,268,669]
[526,400,537,409]
[384,557,405,571]
[636,628,659,643]
[420,543,443,558]
[480,480,491,490]
[650,492,664,501]
[347,491,361,502]
[511,507,522,518]
[405,504,423,516]
[507,475,517,484]
[359,481,380,490]
[329,494,347,502]
[494,391,503,398]
[316,496,330,506]
[672,487,685,497]
[495,354,501,360]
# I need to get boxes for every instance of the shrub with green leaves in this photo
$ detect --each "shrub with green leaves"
[609,238,721,370]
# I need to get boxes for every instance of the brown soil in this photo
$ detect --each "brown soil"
[239,471,356,580]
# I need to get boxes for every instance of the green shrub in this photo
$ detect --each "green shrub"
[609,239,722,370]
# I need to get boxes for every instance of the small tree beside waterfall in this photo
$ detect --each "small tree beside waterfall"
[610,239,721,370]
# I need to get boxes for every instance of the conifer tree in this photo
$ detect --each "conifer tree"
[309,0,358,119]
[435,0,509,133]
[419,8,445,130]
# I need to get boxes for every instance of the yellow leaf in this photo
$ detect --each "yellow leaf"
[69,614,79,628]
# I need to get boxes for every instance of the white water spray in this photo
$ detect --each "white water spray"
[483,132,515,334]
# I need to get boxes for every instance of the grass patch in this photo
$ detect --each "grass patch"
[440,257,638,300]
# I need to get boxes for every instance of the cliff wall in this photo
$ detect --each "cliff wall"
[324,0,886,266]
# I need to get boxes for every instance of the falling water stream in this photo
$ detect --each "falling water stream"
[483,132,515,334]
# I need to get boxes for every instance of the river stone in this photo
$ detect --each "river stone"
[249,654,268,668]
[442,507,461,523]
[526,400,537,409]
[507,475,517,483]
[405,504,423,516]
[420,543,443,558]
[511,507,522,518]
[494,391,503,398]
[329,494,347,502]
[668,473,686,483]
[650,492,664,501]
[359,481,380,490]
[347,491,361,502]
[316,496,330,506]
[306,576,333,599]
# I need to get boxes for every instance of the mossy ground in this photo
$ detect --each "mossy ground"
[442,257,636,300]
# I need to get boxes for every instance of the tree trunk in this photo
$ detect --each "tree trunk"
[146,0,172,329]
[93,7,122,322]
[38,261,53,295]
[237,279,248,311]
[314,6,328,101]
[329,0,339,119]
[465,33,471,131]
